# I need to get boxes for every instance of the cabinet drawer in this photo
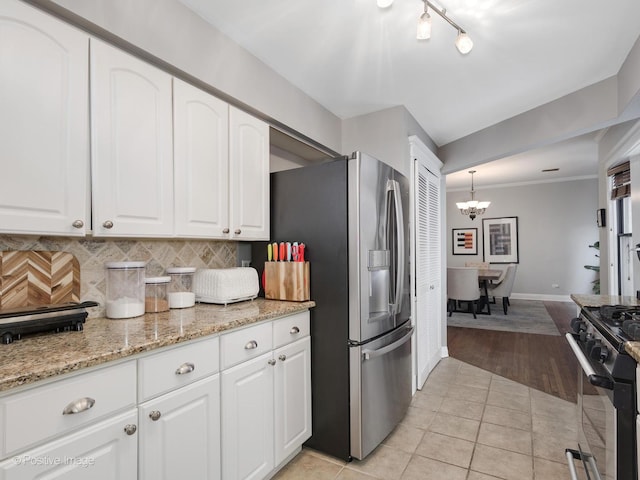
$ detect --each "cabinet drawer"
[221,322,272,370]
[138,336,219,401]
[0,361,136,458]
[273,311,310,348]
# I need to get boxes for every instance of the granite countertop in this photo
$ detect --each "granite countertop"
[570,294,640,309]
[0,298,315,394]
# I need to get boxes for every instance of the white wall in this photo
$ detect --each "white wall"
[446,178,599,299]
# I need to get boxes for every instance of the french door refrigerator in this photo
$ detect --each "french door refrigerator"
[253,151,413,461]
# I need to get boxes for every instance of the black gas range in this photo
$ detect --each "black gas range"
[565,305,638,480]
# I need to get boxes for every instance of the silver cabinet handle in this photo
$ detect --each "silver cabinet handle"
[175,362,195,375]
[279,354,287,362]
[149,410,162,421]
[245,340,258,350]
[234,229,242,235]
[72,220,84,229]
[124,424,137,435]
[102,220,114,229]
[290,326,300,335]
[62,397,95,415]
[267,359,276,366]
[223,228,230,234]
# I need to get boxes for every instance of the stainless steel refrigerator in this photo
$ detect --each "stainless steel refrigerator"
[252,151,412,461]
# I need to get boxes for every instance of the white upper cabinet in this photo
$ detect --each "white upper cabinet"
[173,78,229,238]
[0,0,89,236]
[90,39,174,237]
[229,107,270,240]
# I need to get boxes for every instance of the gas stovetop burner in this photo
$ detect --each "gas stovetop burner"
[598,305,640,326]
[0,301,98,344]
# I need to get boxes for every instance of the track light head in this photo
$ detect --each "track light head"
[455,30,473,54]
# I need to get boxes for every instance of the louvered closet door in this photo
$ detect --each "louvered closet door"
[415,162,442,388]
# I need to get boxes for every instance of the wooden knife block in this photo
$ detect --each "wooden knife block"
[264,262,310,302]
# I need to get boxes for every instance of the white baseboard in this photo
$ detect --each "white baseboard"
[510,293,572,302]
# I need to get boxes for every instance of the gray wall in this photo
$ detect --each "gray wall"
[446,178,599,299]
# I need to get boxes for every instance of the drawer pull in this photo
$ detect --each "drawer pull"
[62,397,95,415]
[279,354,287,362]
[268,359,276,366]
[149,410,162,421]
[175,362,195,375]
[245,340,258,350]
[290,326,300,335]
[124,424,137,435]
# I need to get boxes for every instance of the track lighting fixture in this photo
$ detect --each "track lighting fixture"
[378,0,473,54]
[419,0,473,54]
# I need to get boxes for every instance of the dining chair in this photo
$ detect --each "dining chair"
[447,267,481,318]
[465,261,489,269]
[487,264,517,314]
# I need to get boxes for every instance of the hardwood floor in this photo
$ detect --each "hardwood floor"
[447,301,580,403]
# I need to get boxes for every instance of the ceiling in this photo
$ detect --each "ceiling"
[177,0,640,187]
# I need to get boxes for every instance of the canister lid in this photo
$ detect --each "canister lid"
[145,276,171,284]
[104,261,147,269]
[166,267,196,274]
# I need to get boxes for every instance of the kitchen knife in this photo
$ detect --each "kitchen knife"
[273,242,279,261]
[279,242,285,262]
[298,244,305,262]
[286,242,291,261]
[267,243,273,262]
[292,242,299,262]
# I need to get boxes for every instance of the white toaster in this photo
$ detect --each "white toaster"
[193,268,259,305]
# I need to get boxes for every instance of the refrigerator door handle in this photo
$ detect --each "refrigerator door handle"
[387,179,405,315]
[362,327,414,360]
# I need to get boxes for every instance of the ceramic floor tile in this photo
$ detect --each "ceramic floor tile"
[445,383,489,404]
[531,414,578,442]
[347,444,412,480]
[530,389,577,420]
[414,431,475,468]
[400,455,468,480]
[486,388,531,414]
[467,471,504,480]
[336,468,380,480]
[418,381,450,397]
[471,444,534,480]
[452,372,492,390]
[489,376,531,397]
[428,411,481,442]
[477,422,532,455]
[457,363,493,378]
[532,431,576,464]
[400,406,437,430]
[438,397,485,421]
[533,457,575,479]
[482,404,532,431]
[411,391,444,412]
[382,423,426,454]
[272,449,343,480]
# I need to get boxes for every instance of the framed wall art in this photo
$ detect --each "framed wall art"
[482,217,519,263]
[452,228,478,255]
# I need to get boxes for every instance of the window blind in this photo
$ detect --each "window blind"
[608,161,631,200]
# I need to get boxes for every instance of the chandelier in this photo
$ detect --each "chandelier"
[456,170,490,220]
[377,0,473,54]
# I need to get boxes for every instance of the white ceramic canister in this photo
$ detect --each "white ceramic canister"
[105,261,146,319]
[166,267,196,308]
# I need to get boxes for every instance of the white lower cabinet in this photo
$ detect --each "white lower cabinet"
[221,352,275,480]
[138,375,220,480]
[221,312,312,480]
[0,409,138,480]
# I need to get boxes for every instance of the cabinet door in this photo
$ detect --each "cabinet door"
[139,375,220,480]
[90,39,173,237]
[0,410,137,480]
[173,78,229,238]
[274,336,312,465]
[221,352,274,480]
[228,107,270,240]
[0,0,88,236]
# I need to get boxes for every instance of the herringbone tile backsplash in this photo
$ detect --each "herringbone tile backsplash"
[0,236,237,318]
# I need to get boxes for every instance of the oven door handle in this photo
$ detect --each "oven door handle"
[564,333,614,390]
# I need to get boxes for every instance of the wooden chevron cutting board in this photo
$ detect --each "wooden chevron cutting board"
[0,251,80,309]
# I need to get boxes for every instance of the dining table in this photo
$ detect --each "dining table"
[476,268,504,315]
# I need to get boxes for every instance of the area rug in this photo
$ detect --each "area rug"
[447,299,561,336]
